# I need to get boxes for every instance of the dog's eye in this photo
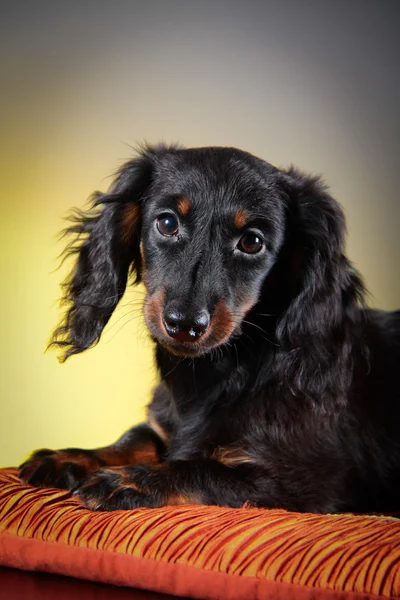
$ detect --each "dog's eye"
[156,214,179,237]
[237,232,264,254]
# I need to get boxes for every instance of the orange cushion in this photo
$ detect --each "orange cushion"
[0,467,399,599]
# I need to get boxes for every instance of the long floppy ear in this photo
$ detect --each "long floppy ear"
[50,150,155,362]
[276,168,365,349]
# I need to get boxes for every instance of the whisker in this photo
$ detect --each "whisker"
[113,299,145,313]
[106,307,144,333]
[242,320,280,347]
[164,357,184,378]
[105,316,139,344]
[233,343,239,370]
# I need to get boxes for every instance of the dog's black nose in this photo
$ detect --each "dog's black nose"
[163,309,210,342]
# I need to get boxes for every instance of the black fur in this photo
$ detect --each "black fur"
[19,145,400,514]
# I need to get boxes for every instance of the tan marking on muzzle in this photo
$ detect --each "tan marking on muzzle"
[208,300,239,345]
[143,287,166,332]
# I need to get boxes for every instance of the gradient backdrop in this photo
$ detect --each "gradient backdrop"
[1,0,399,466]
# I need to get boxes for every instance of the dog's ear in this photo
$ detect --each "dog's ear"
[51,150,155,362]
[276,168,365,349]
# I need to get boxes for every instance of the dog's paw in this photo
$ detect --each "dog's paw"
[18,448,105,490]
[73,465,162,511]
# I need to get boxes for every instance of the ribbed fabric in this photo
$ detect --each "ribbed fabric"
[0,468,399,599]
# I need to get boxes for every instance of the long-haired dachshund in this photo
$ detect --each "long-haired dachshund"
[19,145,400,513]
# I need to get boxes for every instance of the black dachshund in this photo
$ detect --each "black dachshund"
[19,145,400,513]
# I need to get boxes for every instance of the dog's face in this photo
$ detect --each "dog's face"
[53,145,348,362]
[137,149,286,356]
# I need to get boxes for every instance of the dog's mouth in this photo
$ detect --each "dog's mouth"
[162,342,213,358]
[143,290,242,357]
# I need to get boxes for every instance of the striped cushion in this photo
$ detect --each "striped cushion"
[0,467,399,599]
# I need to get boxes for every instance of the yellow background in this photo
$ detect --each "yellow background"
[1,2,399,466]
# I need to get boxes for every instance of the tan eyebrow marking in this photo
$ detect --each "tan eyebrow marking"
[234,209,248,228]
[176,196,191,216]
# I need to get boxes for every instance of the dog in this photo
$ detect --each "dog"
[19,144,400,513]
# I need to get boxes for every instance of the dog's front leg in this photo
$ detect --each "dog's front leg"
[73,459,258,510]
[18,424,167,491]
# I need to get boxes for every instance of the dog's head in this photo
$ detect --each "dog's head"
[52,145,362,361]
